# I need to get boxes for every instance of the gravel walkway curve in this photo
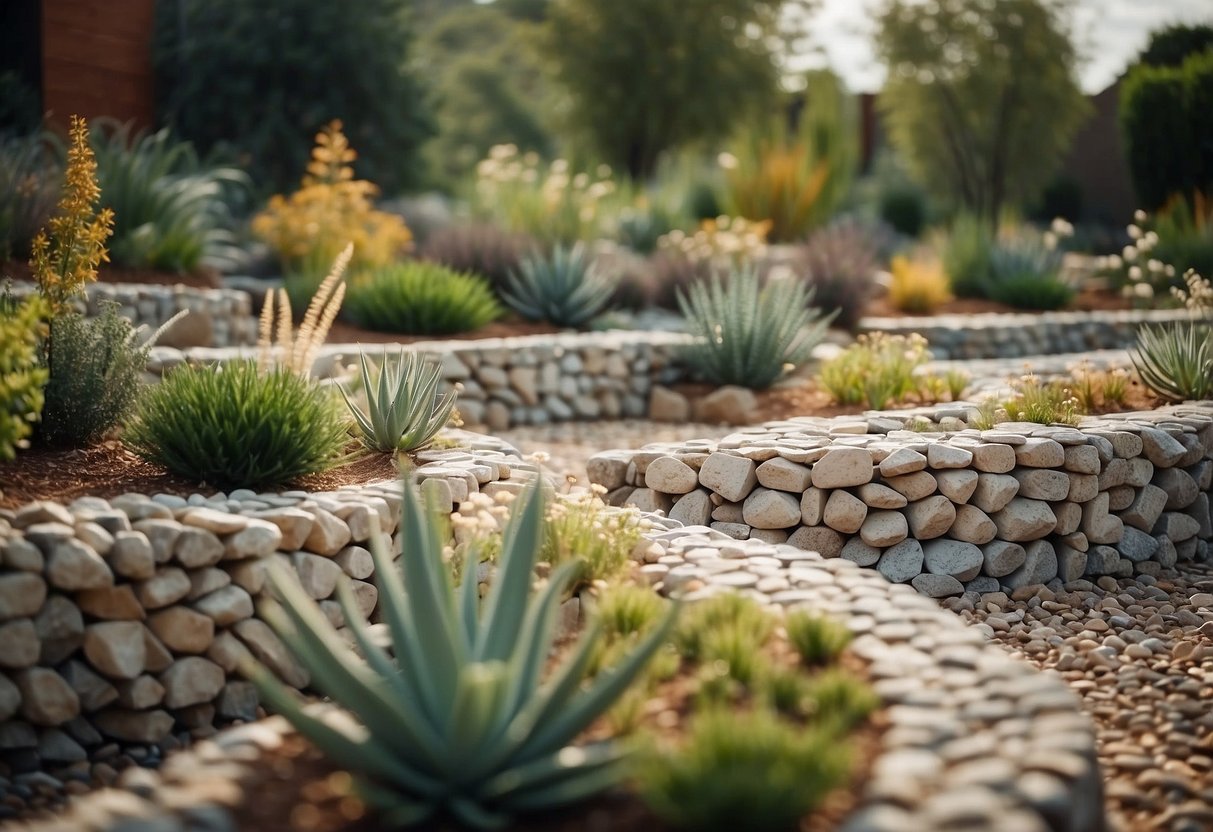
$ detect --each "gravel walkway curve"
[498,420,1213,832]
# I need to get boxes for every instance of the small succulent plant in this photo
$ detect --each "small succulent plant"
[250,482,678,829]
[678,267,834,389]
[502,244,616,328]
[340,348,457,453]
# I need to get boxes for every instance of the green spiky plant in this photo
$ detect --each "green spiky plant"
[249,482,679,829]
[501,243,616,328]
[1131,319,1213,401]
[345,261,502,336]
[678,267,834,390]
[340,348,458,453]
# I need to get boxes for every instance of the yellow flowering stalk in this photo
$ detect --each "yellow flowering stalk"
[252,121,412,272]
[28,115,114,316]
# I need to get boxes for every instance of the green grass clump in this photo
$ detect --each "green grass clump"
[940,212,993,298]
[817,332,930,410]
[639,708,852,832]
[125,360,349,489]
[675,593,774,666]
[972,372,1084,429]
[594,583,669,640]
[345,261,502,336]
[785,612,852,667]
[40,304,149,447]
[541,491,643,593]
[679,267,833,390]
[985,236,1074,310]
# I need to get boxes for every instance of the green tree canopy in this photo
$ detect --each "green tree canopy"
[1138,23,1213,68]
[542,0,805,179]
[419,4,552,187]
[153,0,433,196]
[874,0,1089,223]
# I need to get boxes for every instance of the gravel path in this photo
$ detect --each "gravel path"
[498,420,1213,832]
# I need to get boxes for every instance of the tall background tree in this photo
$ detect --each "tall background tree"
[1119,24,1213,210]
[153,0,433,196]
[542,0,810,179]
[417,2,552,188]
[874,0,1089,223]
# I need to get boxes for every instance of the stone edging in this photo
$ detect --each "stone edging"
[590,403,1213,596]
[6,281,258,349]
[0,432,529,775]
[147,330,692,431]
[859,309,1193,360]
[9,523,1104,832]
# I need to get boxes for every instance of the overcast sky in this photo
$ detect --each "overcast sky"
[802,0,1213,94]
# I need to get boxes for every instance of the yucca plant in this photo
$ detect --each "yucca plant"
[1131,319,1213,400]
[501,244,616,328]
[340,348,457,453]
[250,482,679,829]
[678,267,833,390]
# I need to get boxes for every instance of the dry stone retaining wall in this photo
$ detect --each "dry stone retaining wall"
[0,436,530,772]
[859,309,1192,360]
[590,403,1213,597]
[7,282,257,349]
[147,331,692,431]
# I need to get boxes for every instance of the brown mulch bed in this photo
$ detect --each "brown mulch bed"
[226,645,883,832]
[324,319,563,346]
[0,441,400,509]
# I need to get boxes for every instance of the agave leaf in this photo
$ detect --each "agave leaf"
[261,574,445,767]
[249,663,442,797]
[475,485,545,662]
[354,777,436,827]
[486,743,627,808]
[449,795,510,830]
[446,661,515,769]
[365,517,447,727]
[394,484,465,720]
[459,540,484,653]
[514,602,679,760]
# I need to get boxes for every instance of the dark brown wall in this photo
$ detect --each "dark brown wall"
[41,0,156,129]
[1060,79,1137,225]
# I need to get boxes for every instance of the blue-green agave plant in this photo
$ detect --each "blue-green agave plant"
[249,481,678,829]
[501,243,616,328]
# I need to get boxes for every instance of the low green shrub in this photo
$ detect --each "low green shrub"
[340,348,457,453]
[345,262,502,336]
[639,708,852,832]
[251,482,678,829]
[679,268,833,390]
[0,292,47,459]
[502,244,615,328]
[540,489,643,593]
[985,236,1073,310]
[39,304,149,447]
[675,593,775,666]
[125,360,348,489]
[784,612,851,668]
[91,120,247,273]
[817,332,930,410]
[972,372,1083,429]
[940,213,993,298]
